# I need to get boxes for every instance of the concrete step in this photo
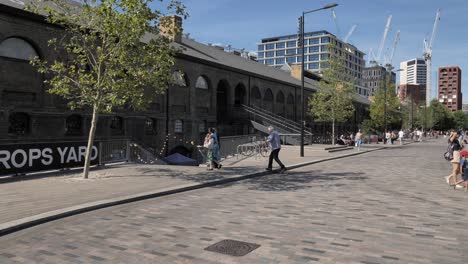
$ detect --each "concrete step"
[328,146,354,153]
[324,145,349,151]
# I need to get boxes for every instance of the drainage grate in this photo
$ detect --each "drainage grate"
[204,239,260,257]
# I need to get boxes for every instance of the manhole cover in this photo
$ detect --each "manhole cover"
[204,239,260,257]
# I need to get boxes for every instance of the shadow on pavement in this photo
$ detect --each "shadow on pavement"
[215,170,367,192]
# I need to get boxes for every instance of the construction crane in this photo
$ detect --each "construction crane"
[376,15,392,66]
[384,30,400,71]
[344,24,357,43]
[331,9,342,39]
[423,8,441,106]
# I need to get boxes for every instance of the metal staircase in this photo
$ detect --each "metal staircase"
[241,104,313,145]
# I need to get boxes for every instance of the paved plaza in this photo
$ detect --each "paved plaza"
[1,141,467,263]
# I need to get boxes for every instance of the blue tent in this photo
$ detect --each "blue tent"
[163,153,198,166]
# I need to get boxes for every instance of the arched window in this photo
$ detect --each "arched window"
[276,91,285,103]
[287,94,294,104]
[8,112,30,135]
[252,87,261,99]
[0,38,38,61]
[66,114,82,135]
[264,89,274,102]
[174,119,183,133]
[195,76,209,89]
[145,118,157,135]
[172,71,188,87]
[110,116,123,131]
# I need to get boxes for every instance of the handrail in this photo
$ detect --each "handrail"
[242,104,305,130]
[242,105,312,136]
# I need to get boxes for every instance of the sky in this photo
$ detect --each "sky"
[153,0,468,103]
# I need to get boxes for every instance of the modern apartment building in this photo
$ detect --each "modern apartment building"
[257,31,365,80]
[438,66,462,112]
[399,58,427,85]
[362,65,396,96]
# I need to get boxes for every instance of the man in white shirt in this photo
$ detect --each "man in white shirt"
[398,130,404,145]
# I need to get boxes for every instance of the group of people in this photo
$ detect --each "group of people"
[203,127,222,170]
[445,131,468,190]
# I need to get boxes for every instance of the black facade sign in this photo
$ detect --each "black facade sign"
[0,142,98,176]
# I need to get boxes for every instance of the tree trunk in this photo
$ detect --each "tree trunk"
[332,119,335,145]
[83,105,99,179]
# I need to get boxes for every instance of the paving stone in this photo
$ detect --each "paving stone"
[1,141,467,263]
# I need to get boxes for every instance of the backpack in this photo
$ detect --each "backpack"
[444,143,454,161]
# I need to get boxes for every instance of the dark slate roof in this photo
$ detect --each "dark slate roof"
[1,0,370,105]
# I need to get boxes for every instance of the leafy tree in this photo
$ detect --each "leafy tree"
[429,99,454,130]
[399,96,419,130]
[369,75,401,132]
[308,44,356,145]
[28,0,187,178]
[453,110,468,130]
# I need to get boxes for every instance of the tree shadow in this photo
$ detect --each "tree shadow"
[216,170,367,192]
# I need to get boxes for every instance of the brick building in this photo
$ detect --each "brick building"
[0,0,369,158]
[438,66,462,112]
[397,84,426,105]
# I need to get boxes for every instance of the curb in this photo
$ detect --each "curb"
[0,146,386,237]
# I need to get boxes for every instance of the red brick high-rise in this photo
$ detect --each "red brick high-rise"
[438,66,462,112]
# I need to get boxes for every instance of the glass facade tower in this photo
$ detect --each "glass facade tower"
[257,30,365,80]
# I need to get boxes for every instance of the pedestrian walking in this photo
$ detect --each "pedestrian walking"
[398,129,404,145]
[445,131,463,186]
[265,126,286,173]
[385,131,391,145]
[203,133,214,171]
[208,127,222,169]
[355,129,363,151]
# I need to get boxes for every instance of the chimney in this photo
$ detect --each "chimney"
[159,15,183,42]
[290,64,302,80]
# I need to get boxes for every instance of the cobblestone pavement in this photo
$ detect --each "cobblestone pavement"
[0,145,355,224]
[2,141,465,264]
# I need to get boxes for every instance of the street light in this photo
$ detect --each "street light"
[299,3,338,157]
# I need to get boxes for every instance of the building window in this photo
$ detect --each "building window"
[257,59,264,64]
[66,114,82,135]
[266,43,275,50]
[8,112,29,135]
[287,41,296,47]
[309,54,319,61]
[286,49,296,55]
[309,46,319,53]
[265,51,274,57]
[110,116,123,131]
[172,71,188,87]
[195,76,209,89]
[297,56,302,62]
[258,45,264,51]
[174,119,183,133]
[266,59,274,65]
[257,52,264,58]
[275,58,285,64]
[321,45,328,52]
[145,118,157,135]
[276,50,285,56]
[320,53,329,60]
[321,37,330,43]
[320,62,329,69]
[0,38,38,61]
[276,42,285,49]
[286,56,296,63]
[309,62,319,69]
[309,38,320,45]
[199,121,207,133]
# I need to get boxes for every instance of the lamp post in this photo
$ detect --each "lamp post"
[299,3,338,157]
